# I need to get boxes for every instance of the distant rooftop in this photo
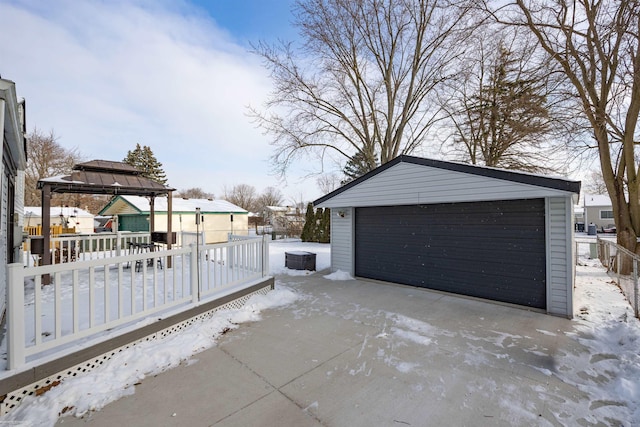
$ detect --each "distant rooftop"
[73,160,141,175]
[583,194,612,207]
[24,206,94,218]
[100,195,247,215]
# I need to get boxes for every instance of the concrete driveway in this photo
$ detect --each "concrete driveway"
[57,272,591,426]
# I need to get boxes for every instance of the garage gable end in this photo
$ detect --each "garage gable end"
[316,159,579,209]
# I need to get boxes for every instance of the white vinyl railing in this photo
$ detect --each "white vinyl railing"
[7,235,270,370]
[24,232,152,266]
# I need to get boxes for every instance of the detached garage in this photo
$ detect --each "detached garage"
[314,155,581,318]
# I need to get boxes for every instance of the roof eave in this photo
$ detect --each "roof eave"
[314,155,581,206]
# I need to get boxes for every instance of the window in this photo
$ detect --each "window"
[600,210,614,219]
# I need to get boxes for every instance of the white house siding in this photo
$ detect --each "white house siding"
[547,197,574,317]
[318,162,569,208]
[1,161,7,315]
[330,208,354,274]
[24,207,95,234]
[152,213,249,244]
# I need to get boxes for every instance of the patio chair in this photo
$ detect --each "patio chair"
[134,243,163,272]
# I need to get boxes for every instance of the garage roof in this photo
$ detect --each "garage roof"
[314,155,581,206]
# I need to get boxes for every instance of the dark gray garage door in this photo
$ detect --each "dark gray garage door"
[355,199,546,309]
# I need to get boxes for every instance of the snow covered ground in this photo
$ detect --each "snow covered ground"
[1,239,639,426]
[568,255,640,423]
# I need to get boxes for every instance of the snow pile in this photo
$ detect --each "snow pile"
[1,286,300,427]
[323,270,353,281]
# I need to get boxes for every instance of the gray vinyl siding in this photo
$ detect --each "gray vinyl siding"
[14,169,24,264]
[1,158,7,316]
[584,205,613,230]
[1,100,7,316]
[547,197,574,317]
[330,208,354,275]
[318,162,570,208]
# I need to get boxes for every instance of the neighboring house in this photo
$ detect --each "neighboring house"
[314,155,580,318]
[23,206,95,234]
[1,78,27,317]
[99,195,248,244]
[93,216,113,232]
[582,194,614,231]
[264,205,304,236]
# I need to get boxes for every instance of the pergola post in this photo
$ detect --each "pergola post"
[149,195,156,235]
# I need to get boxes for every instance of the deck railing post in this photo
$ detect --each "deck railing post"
[190,243,199,303]
[634,258,639,319]
[7,263,26,369]
[116,231,122,257]
[262,234,270,277]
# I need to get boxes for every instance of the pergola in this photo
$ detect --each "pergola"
[37,160,176,277]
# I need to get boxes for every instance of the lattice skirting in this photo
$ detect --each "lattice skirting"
[0,284,273,416]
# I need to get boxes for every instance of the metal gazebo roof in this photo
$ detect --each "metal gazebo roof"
[37,160,176,277]
[37,160,175,196]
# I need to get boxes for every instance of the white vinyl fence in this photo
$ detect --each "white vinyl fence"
[595,237,640,319]
[576,236,640,319]
[6,235,270,370]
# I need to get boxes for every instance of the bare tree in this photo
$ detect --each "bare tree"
[316,173,341,194]
[441,27,578,173]
[175,187,215,199]
[255,186,284,214]
[25,128,81,206]
[251,0,471,176]
[583,170,609,195]
[222,184,258,212]
[490,0,640,253]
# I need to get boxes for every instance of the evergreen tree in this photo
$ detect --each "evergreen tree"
[319,208,331,243]
[301,203,316,242]
[342,149,378,184]
[314,208,324,242]
[449,42,556,173]
[123,143,168,184]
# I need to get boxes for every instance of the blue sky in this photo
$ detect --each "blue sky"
[192,0,298,44]
[0,0,324,203]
